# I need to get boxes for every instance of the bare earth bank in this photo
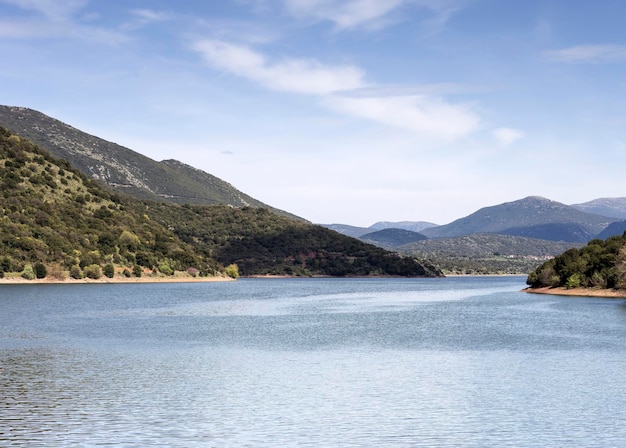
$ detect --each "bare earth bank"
[523,286,626,299]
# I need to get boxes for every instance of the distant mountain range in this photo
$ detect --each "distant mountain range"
[570,197,626,219]
[359,228,428,248]
[419,196,614,241]
[322,196,626,273]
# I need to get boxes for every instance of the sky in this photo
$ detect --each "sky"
[1,0,626,227]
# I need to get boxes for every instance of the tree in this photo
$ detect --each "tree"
[83,264,102,279]
[225,263,239,279]
[103,263,115,279]
[33,262,47,279]
[21,264,35,280]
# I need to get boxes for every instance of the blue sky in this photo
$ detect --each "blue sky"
[1,0,626,226]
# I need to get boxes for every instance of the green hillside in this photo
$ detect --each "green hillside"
[141,203,443,277]
[0,127,220,280]
[526,233,626,290]
[0,127,442,279]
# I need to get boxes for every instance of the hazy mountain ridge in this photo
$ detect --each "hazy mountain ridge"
[325,196,623,274]
[0,106,297,219]
[570,197,626,219]
[369,221,438,232]
[420,196,615,240]
[359,228,428,248]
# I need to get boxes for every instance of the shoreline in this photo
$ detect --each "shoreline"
[523,286,626,299]
[0,274,234,285]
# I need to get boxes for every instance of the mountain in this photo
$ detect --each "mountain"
[596,221,626,240]
[497,222,595,243]
[369,221,438,232]
[360,228,427,248]
[320,224,371,238]
[0,127,442,279]
[0,106,296,218]
[570,198,626,219]
[420,196,615,242]
[320,221,438,240]
[148,204,442,278]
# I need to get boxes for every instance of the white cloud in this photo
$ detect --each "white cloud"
[130,9,171,24]
[546,44,626,63]
[192,38,480,141]
[192,39,364,94]
[493,127,525,146]
[325,94,479,141]
[0,0,86,20]
[284,0,405,29]
[0,17,127,43]
[0,0,127,43]
[281,0,467,30]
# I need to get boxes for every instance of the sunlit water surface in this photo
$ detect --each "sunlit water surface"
[2,277,626,446]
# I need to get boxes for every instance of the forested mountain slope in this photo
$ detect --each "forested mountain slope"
[0,127,220,279]
[0,127,441,279]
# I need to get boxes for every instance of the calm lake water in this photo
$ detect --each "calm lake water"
[1,276,626,447]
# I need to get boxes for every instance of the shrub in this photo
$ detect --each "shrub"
[187,267,199,277]
[225,263,240,279]
[47,264,67,281]
[84,264,102,279]
[123,268,132,278]
[33,262,47,279]
[566,273,583,289]
[133,265,143,277]
[21,264,36,280]
[158,262,174,276]
[103,263,115,279]
[70,265,84,279]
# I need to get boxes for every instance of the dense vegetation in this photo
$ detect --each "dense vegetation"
[140,203,442,277]
[398,233,581,275]
[526,233,626,289]
[0,127,220,279]
[0,127,441,279]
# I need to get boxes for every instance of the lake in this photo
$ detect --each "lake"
[1,276,626,446]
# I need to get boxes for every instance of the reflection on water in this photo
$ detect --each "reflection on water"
[1,277,626,446]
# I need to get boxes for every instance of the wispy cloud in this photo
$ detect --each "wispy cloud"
[493,127,524,146]
[0,0,87,20]
[192,38,480,140]
[0,17,127,43]
[325,94,479,141]
[0,0,127,43]
[284,0,405,29]
[192,39,364,94]
[130,9,171,24]
[546,44,626,63]
[280,0,467,31]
